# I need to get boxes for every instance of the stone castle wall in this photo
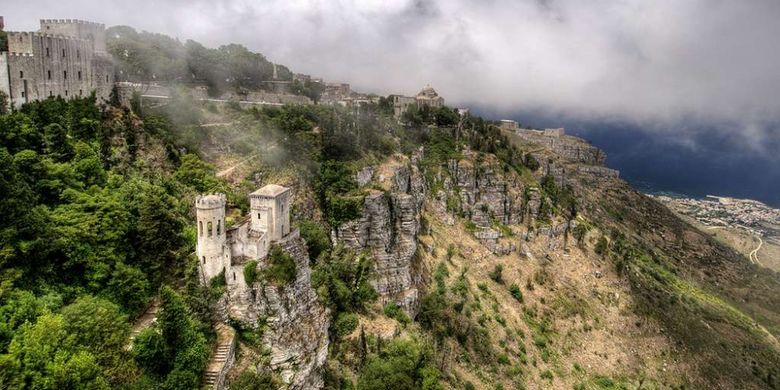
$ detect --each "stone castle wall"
[1,19,114,109]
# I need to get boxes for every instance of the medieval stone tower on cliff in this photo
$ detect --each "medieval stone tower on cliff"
[0,17,114,110]
[196,184,292,286]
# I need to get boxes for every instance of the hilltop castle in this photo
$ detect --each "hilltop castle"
[0,17,114,110]
[196,184,293,286]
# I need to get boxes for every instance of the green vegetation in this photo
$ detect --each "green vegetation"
[229,369,280,389]
[383,303,411,325]
[489,264,504,284]
[508,283,524,303]
[265,246,297,285]
[357,337,443,390]
[312,245,377,338]
[244,260,259,285]
[0,96,218,388]
[108,26,289,97]
[297,218,332,261]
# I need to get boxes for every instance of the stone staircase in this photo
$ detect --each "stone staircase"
[203,324,236,389]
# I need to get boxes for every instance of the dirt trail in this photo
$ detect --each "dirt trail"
[217,154,257,177]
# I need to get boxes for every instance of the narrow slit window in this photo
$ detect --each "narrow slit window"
[63,70,67,79]
[62,49,65,57]
[19,71,23,78]
[47,70,51,80]
[64,90,68,96]
[46,47,50,57]
[207,221,213,237]
[217,220,222,235]
[78,71,82,80]
[202,256,206,264]
[199,221,203,236]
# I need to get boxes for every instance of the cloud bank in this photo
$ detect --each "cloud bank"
[4,0,780,151]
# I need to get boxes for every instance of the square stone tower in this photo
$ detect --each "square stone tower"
[249,184,291,242]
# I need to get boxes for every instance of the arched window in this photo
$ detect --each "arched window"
[207,221,213,237]
[199,221,203,237]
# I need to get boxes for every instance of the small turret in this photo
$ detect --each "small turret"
[196,193,228,283]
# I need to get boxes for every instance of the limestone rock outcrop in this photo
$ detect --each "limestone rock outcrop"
[225,232,329,390]
[334,160,426,315]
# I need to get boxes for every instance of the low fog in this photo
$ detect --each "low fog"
[4,0,780,155]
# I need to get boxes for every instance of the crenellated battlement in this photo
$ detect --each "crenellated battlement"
[196,193,227,208]
[7,52,34,57]
[40,19,105,28]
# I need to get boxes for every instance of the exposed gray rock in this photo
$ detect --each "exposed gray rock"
[356,166,375,187]
[225,232,329,390]
[334,161,426,316]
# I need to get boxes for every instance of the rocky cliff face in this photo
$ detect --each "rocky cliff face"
[334,154,426,315]
[225,231,329,389]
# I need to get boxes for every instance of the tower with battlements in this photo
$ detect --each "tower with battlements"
[0,18,114,110]
[195,184,293,286]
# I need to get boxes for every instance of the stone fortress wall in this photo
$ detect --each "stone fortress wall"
[0,18,114,109]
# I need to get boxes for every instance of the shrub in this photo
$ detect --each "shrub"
[243,261,258,285]
[509,283,523,303]
[334,312,359,337]
[383,303,411,325]
[229,370,279,389]
[488,264,504,284]
[297,219,331,261]
[497,353,510,365]
[540,370,553,380]
[210,270,226,288]
[265,246,297,285]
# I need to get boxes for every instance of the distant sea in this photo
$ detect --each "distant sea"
[471,108,780,208]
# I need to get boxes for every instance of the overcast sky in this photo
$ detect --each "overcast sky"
[4,0,780,154]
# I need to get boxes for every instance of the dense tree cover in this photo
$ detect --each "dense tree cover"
[357,337,443,390]
[107,26,293,97]
[134,286,209,388]
[0,96,219,387]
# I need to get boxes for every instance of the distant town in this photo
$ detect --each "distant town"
[651,194,780,239]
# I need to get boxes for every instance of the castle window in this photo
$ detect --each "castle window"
[63,71,67,79]
[217,220,221,236]
[79,89,82,96]
[19,71,23,79]
[47,70,51,80]
[207,221,213,237]
[65,90,68,96]
[106,75,109,83]
[199,221,203,236]
[46,47,50,57]
[49,91,53,97]
[21,91,25,98]
[233,272,236,281]
[78,71,82,81]
[202,256,206,264]
[77,50,80,59]
[62,49,66,57]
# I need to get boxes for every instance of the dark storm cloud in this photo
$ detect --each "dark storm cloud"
[4,0,780,153]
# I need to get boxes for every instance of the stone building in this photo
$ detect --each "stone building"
[196,184,292,287]
[499,119,519,131]
[392,84,446,118]
[0,18,114,110]
[195,185,331,389]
